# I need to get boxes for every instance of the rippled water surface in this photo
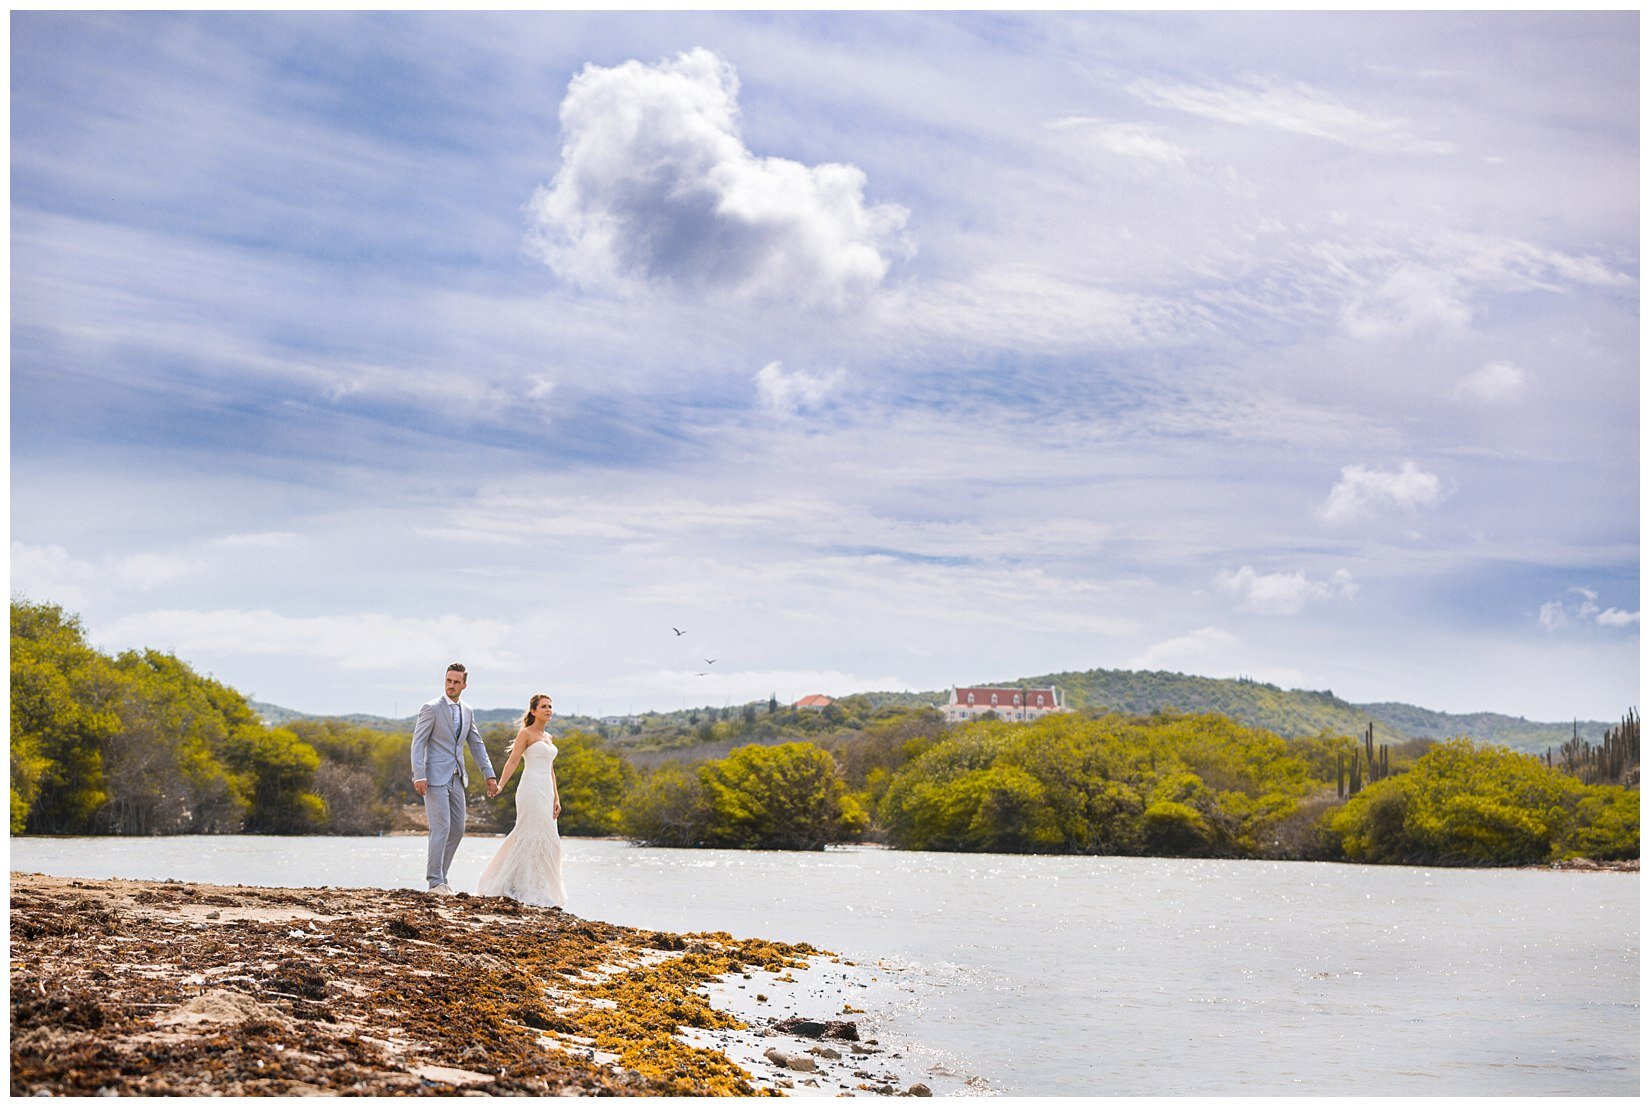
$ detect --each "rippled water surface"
[11,836,1638,1095]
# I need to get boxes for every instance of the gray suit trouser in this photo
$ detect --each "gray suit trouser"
[424,780,467,888]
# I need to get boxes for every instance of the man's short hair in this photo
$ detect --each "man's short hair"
[446,662,467,675]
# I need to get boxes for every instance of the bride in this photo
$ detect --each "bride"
[476,693,566,909]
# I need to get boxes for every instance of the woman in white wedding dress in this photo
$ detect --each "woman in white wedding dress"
[477,693,566,908]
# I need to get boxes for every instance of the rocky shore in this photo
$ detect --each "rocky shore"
[9,873,947,1097]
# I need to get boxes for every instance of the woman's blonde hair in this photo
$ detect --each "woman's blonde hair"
[521,693,552,728]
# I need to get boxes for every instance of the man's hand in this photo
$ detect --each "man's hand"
[414,780,428,797]
[486,777,500,798]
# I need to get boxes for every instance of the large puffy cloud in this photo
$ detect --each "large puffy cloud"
[527,48,911,308]
[1318,460,1444,524]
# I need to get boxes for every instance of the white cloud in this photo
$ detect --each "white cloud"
[1572,587,1601,620]
[1215,566,1358,616]
[642,666,904,706]
[209,531,301,550]
[1342,264,1471,340]
[1130,626,1241,671]
[1048,117,1188,165]
[1128,74,1455,156]
[1453,360,1529,403]
[1538,590,1637,632]
[1318,461,1445,524]
[11,541,200,607]
[1538,600,1569,632]
[526,47,911,308]
[96,609,519,673]
[754,361,846,416]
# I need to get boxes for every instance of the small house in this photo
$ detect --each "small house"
[942,685,1064,724]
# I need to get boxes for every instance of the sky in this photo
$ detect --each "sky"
[9,10,1640,722]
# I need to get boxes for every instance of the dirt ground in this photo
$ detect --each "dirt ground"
[8,871,851,1096]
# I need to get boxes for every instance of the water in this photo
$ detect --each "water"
[10,836,1638,1095]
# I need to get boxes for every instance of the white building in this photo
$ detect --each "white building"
[941,685,1065,724]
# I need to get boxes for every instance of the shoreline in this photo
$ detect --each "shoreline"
[12,833,1638,872]
[8,873,951,1097]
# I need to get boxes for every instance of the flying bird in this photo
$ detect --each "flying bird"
[705,659,717,665]
[672,627,686,636]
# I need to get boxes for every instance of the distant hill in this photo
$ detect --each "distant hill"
[254,668,1621,757]
[1009,667,1614,754]
[251,702,572,734]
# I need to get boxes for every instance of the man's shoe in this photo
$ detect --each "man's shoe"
[430,883,456,896]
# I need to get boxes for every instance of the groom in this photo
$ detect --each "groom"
[411,662,498,895]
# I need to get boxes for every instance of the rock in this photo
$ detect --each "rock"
[906,1083,932,1097]
[808,1045,842,1060]
[774,1016,859,1041]
[762,1048,817,1072]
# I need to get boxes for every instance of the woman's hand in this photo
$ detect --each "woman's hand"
[553,800,562,819]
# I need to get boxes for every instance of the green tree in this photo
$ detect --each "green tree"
[697,742,866,850]
[11,599,117,833]
[1329,738,1635,865]
[288,719,404,833]
[103,649,257,834]
[622,761,710,847]
[552,731,636,836]
[1560,785,1640,861]
[223,725,326,834]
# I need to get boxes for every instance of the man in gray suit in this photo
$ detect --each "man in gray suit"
[411,662,498,895]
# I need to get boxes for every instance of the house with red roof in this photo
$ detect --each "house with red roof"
[942,685,1064,724]
[794,693,835,711]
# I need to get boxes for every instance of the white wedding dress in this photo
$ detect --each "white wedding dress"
[476,740,566,908]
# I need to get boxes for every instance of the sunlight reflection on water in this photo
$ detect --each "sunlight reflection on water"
[10,836,1638,1095]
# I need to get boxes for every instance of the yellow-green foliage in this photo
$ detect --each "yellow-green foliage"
[11,598,329,836]
[550,730,637,837]
[1330,738,1639,865]
[625,741,867,850]
[699,742,868,850]
[12,600,117,833]
[622,761,710,847]
[877,711,1316,855]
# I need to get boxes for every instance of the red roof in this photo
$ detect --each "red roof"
[795,694,834,707]
[952,686,1058,708]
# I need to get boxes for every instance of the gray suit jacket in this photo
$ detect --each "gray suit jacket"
[411,696,496,789]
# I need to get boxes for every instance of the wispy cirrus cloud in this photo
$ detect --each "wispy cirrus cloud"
[1128,73,1455,155]
[1046,116,1189,165]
